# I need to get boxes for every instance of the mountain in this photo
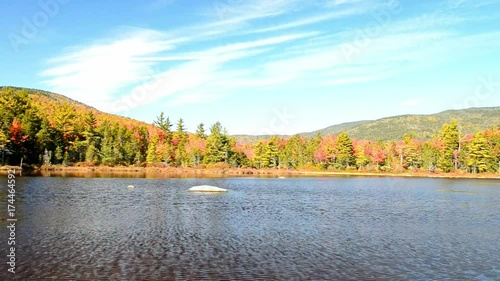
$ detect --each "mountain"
[4,86,499,143]
[235,107,500,142]
[1,86,152,129]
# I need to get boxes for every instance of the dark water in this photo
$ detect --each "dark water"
[0,176,499,280]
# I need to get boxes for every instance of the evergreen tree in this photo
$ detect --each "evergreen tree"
[203,122,231,164]
[36,119,54,153]
[99,121,115,166]
[283,135,305,168]
[196,123,206,139]
[54,146,63,164]
[85,144,98,165]
[333,132,355,169]
[154,112,172,138]
[253,141,267,168]
[266,137,280,168]
[174,118,189,166]
[154,113,174,165]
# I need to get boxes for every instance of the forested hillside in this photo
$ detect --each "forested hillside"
[309,108,500,140]
[236,108,500,142]
[1,87,499,174]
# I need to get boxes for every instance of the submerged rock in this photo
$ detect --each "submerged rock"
[188,185,228,192]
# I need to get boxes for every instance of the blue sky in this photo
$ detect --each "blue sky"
[1,0,500,135]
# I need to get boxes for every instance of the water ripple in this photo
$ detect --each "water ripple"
[0,177,499,280]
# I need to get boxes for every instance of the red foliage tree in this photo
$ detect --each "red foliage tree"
[9,119,28,145]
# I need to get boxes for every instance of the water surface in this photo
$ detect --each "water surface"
[0,176,499,280]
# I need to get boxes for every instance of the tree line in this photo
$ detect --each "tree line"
[1,88,499,173]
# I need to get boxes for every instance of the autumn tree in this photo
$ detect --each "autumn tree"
[402,134,421,169]
[314,135,336,168]
[0,88,42,164]
[132,126,149,165]
[354,141,370,169]
[283,135,306,168]
[466,133,494,173]
[438,120,459,172]
[185,134,206,167]
[421,138,442,172]
[146,135,160,165]
[367,141,386,170]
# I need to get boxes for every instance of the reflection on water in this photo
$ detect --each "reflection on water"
[0,177,499,280]
[24,170,262,179]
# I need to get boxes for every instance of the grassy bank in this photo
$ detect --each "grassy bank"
[2,165,499,179]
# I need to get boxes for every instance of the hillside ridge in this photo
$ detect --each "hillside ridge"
[235,107,500,142]
[2,86,499,141]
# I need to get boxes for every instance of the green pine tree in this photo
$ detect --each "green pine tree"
[196,123,206,139]
[333,132,355,169]
[203,122,232,164]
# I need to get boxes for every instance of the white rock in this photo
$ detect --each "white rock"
[127,185,135,190]
[188,185,228,192]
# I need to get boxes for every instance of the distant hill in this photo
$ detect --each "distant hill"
[4,86,499,143]
[1,86,152,129]
[234,107,500,142]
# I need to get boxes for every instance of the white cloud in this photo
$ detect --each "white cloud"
[37,0,500,115]
[247,9,361,34]
[40,29,177,108]
[210,0,303,25]
[109,32,312,112]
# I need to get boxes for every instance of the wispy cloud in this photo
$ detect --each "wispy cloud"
[210,0,304,25]
[247,9,361,34]
[40,28,177,108]
[110,32,314,111]
[37,0,500,115]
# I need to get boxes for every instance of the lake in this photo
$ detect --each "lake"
[0,176,499,280]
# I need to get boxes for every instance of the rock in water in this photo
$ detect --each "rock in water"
[188,185,228,192]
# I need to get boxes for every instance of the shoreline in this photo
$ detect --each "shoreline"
[1,165,499,179]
